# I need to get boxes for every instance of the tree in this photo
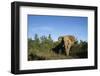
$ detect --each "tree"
[34,34,40,43]
[48,34,52,41]
[28,38,33,49]
[40,35,47,43]
[48,34,53,48]
[48,34,53,43]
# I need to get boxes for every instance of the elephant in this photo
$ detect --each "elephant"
[58,35,76,56]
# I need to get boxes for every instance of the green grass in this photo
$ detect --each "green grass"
[28,48,80,61]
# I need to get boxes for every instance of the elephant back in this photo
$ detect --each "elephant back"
[67,35,76,42]
[58,35,76,43]
[63,35,76,44]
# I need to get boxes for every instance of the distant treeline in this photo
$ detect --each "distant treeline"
[28,34,88,61]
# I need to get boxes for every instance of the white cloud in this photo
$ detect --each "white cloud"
[32,26,54,32]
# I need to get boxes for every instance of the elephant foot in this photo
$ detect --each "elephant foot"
[65,52,69,56]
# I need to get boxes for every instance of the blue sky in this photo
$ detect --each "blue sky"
[28,15,88,41]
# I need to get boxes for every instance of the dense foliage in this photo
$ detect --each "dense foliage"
[28,34,88,61]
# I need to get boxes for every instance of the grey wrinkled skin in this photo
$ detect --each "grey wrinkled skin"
[58,35,76,56]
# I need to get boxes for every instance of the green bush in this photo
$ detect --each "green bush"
[70,40,88,58]
[28,34,88,60]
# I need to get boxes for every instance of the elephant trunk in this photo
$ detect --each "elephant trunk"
[64,41,71,56]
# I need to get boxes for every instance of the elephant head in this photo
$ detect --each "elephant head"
[58,35,76,56]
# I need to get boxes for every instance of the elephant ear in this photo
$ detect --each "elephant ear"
[68,35,76,43]
[58,36,63,42]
